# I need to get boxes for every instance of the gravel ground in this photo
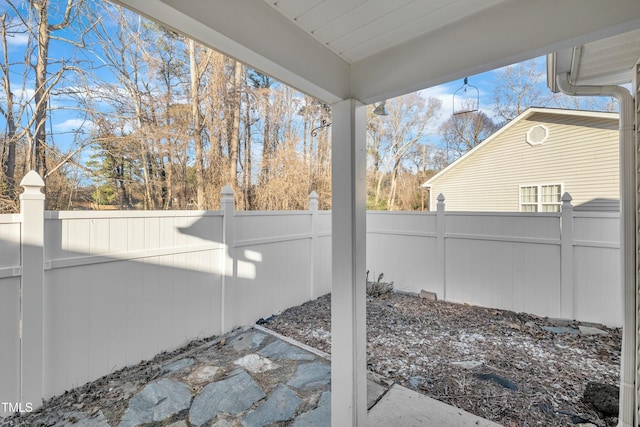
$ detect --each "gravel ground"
[262,292,622,427]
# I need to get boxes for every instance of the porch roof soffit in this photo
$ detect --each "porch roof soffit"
[549,27,640,91]
[112,0,640,105]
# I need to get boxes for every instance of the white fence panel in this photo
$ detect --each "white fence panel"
[0,216,22,416]
[445,237,562,316]
[443,212,562,318]
[367,212,438,293]
[229,212,313,328]
[572,212,621,326]
[445,211,560,241]
[42,211,225,399]
[314,212,332,298]
[234,211,310,242]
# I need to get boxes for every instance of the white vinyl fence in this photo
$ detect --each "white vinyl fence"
[368,194,621,328]
[1,172,620,416]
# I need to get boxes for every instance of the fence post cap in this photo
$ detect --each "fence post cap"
[20,170,45,188]
[437,193,445,202]
[561,192,573,203]
[309,191,319,211]
[20,170,45,198]
[221,185,234,196]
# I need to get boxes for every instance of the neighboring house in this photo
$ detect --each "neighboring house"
[422,107,619,212]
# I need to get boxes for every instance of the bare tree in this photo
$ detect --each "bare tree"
[0,0,88,209]
[248,72,274,186]
[188,38,210,209]
[228,60,243,188]
[23,0,84,176]
[552,90,618,112]
[306,100,331,204]
[440,107,498,164]
[492,58,552,122]
[84,4,195,209]
[368,93,442,210]
[0,12,20,197]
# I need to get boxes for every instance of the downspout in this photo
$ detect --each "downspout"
[556,72,635,427]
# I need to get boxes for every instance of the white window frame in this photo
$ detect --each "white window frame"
[519,183,563,212]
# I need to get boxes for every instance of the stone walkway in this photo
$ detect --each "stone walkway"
[3,326,389,427]
[0,324,507,427]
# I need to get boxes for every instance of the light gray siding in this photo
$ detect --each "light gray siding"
[427,110,619,211]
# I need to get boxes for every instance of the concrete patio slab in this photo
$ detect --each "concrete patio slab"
[368,384,503,427]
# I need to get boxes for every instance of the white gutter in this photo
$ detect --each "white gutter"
[556,72,635,427]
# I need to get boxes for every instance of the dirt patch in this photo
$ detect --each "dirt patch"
[263,292,622,427]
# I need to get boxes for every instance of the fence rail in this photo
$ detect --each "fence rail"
[0,174,621,416]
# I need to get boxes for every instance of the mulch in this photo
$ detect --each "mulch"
[262,292,622,427]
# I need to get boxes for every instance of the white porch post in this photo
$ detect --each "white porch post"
[331,99,367,426]
[634,59,640,427]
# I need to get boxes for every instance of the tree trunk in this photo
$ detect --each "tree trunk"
[228,61,243,188]
[33,0,50,178]
[260,90,271,185]
[243,87,252,209]
[0,13,17,197]
[189,39,206,209]
[386,163,400,210]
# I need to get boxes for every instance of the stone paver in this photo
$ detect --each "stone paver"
[189,370,266,426]
[118,379,191,427]
[162,358,195,373]
[234,353,278,373]
[287,362,331,389]
[258,340,316,361]
[242,384,301,426]
[292,391,331,427]
[232,330,267,351]
[187,364,220,384]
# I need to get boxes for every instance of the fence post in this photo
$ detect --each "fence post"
[19,171,45,408]
[309,191,319,300]
[436,194,446,300]
[220,185,235,333]
[560,192,574,320]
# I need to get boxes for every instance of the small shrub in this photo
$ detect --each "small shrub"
[366,270,394,297]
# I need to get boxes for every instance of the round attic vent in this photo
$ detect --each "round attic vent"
[526,125,548,145]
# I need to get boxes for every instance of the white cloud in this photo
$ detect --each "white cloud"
[7,33,29,48]
[54,118,95,132]
[418,84,455,132]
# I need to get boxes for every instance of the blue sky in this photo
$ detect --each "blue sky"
[0,0,544,135]
[0,0,603,180]
[420,58,547,127]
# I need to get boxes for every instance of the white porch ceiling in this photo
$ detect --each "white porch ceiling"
[112,0,640,104]
[262,0,505,64]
